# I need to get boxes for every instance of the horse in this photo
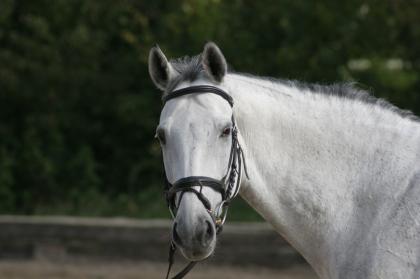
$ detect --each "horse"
[148,42,420,279]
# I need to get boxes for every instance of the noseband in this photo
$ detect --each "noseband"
[161,85,249,279]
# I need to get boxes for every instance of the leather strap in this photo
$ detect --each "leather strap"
[165,242,197,279]
[166,176,227,207]
[163,85,234,107]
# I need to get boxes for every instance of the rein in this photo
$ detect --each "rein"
[161,85,249,279]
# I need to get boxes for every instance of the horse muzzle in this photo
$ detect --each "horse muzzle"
[172,216,216,261]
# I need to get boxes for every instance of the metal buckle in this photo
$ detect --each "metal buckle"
[215,200,230,227]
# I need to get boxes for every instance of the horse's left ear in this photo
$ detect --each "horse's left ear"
[202,42,227,83]
[148,45,178,91]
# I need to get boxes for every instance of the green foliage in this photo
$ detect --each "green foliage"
[0,0,419,220]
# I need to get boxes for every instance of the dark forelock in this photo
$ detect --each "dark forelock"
[165,55,205,94]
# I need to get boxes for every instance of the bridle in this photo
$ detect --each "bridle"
[161,85,249,279]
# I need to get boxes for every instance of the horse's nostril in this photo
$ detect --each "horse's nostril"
[172,223,182,246]
[205,220,214,238]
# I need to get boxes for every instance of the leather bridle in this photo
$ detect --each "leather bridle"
[161,85,249,279]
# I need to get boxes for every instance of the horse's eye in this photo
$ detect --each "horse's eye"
[155,129,166,145]
[221,127,231,137]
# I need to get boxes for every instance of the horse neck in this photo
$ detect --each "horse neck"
[224,73,420,278]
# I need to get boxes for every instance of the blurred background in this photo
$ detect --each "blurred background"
[0,0,419,278]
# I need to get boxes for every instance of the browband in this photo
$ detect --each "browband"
[163,85,234,107]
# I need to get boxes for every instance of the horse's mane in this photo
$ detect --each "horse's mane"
[240,73,420,122]
[167,55,419,122]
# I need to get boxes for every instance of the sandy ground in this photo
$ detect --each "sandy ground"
[0,260,318,279]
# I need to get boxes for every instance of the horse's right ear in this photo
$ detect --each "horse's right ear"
[148,45,177,91]
[202,42,227,83]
